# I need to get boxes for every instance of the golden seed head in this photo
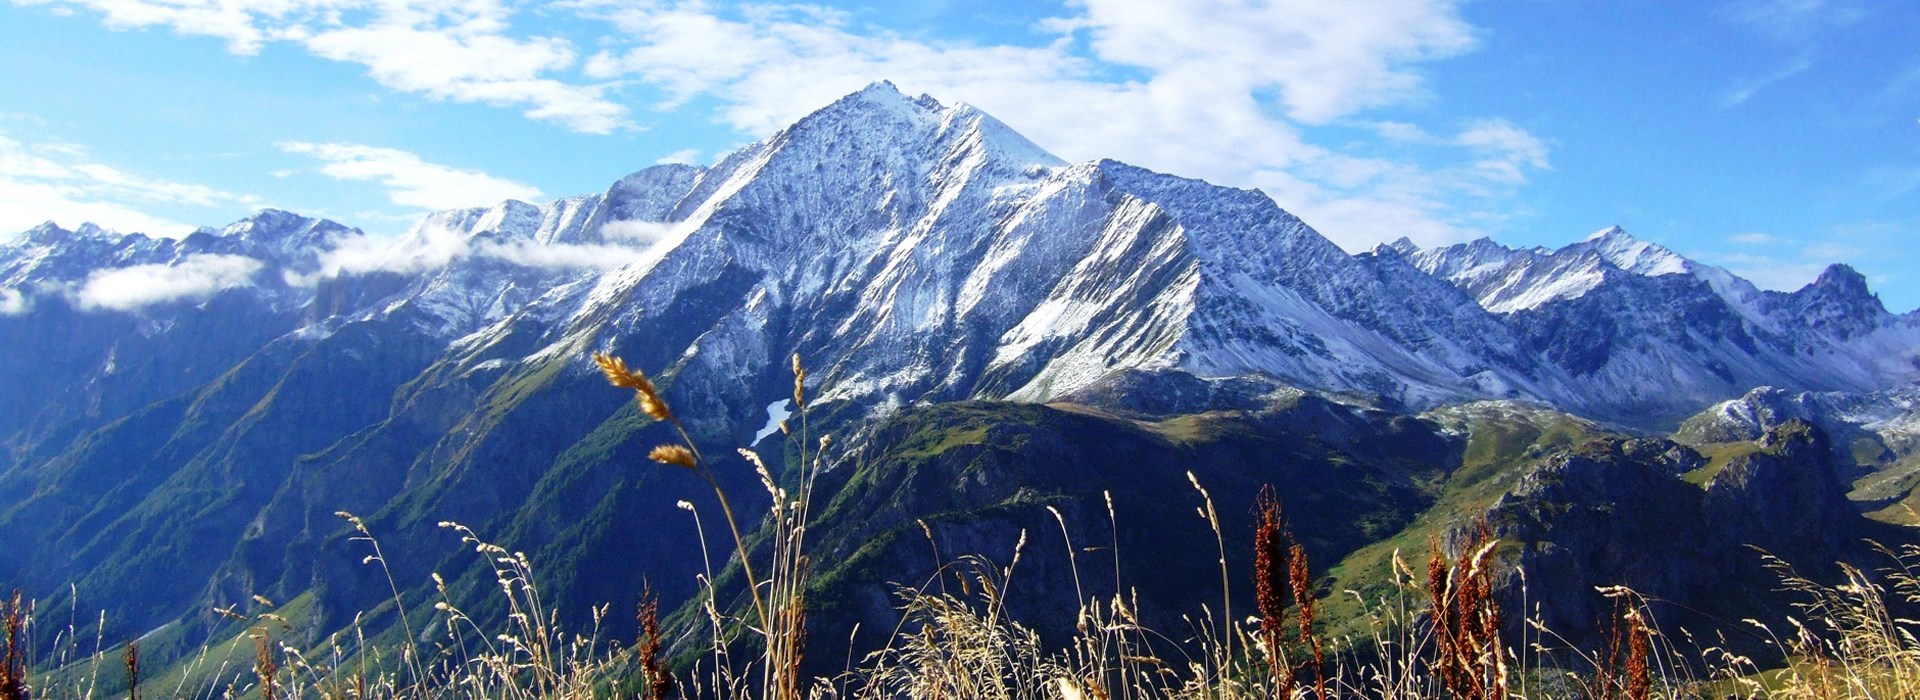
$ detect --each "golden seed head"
[791,352,802,375]
[592,353,644,389]
[596,353,674,419]
[649,444,697,469]
[638,392,674,421]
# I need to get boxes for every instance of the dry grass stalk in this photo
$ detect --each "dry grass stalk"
[1255,486,1296,697]
[1254,487,1327,700]
[124,640,139,700]
[1,591,24,700]
[637,586,673,700]
[1426,520,1507,700]
[593,351,771,638]
[1292,542,1326,700]
[596,350,824,700]
[1186,471,1234,692]
[1595,597,1650,700]
[255,628,278,700]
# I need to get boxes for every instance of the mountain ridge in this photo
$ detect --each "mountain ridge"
[0,82,1915,674]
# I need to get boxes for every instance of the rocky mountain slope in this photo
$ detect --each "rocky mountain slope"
[0,82,1914,675]
[1403,230,1919,424]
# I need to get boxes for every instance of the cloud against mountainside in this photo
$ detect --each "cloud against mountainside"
[0,127,259,235]
[288,220,668,286]
[0,286,25,315]
[75,253,263,310]
[279,142,544,211]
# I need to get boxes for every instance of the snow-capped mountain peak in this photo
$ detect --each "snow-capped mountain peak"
[1583,225,1689,277]
[4,84,1914,437]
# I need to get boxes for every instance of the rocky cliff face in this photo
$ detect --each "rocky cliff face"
[1489,418,1886,655]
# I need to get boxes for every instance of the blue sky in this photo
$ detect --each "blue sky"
[2,0,1916,310]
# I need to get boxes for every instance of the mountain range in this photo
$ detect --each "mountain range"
[1,82,1915,680]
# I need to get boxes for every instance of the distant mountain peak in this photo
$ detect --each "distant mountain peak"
[1808,263,1870,296]
[1584,224,1630,242]
[1579,225,1691,277]
[20,221,69,244]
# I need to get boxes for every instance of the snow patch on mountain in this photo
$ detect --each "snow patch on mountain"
[5,82,1915,434]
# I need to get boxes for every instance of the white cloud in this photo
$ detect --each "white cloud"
[26,0,1544,250]
[572,0,1535,251]
[75,254,264,311]
[296,223,462,282]
[601,219,681,244]
[0,287,27,316]
[1726,0,1868,43]
[279,142,543,210]
[655,149,701,165]
[479,239,653,270]
[0,128,256,235]
[1453,119,1552,187]
[1719,56,1813,108]
[22,0,629,133]
[290,219,662,285]
[1706,252,1831,292]
[1704,232,1892,293]
[1056,0,1477,124]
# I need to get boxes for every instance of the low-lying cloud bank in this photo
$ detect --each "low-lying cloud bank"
[286,220,673,286]
[0,287,26,315]
[2,219,683,315]
[76,254,265,311]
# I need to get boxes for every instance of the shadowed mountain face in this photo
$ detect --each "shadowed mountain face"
[0,82,1914,673]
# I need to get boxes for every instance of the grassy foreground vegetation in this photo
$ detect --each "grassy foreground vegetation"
[2,353,1916,699]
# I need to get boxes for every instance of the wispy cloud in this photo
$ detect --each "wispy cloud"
[1719,56,1813,108]
[279,142,543,211]
[601,219,682,244]
[1452,119,1552,186]
[574,0,1537,250]
[1725,0,1869,43]
[1705,251,1832,292]
[1704,225,1901,294]
[290,219,671,286]
[655,149,701,166]
[18,0,628,133]
[25,0,1547,250]
[480,239,659,271]
[74,253,264,311]
[0,287,26,316]
[1051,0,1476,124]
[0,128,258,235]
[1727,232,1780,245]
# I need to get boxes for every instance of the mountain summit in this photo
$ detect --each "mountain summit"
[0,84,1915,662]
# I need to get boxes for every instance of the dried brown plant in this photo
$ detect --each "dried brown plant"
[1427,520,1506,700]
[0,591,23,700]
[125,640,140,700]
[1254,486,1295,696]
[637,586,673,700]
[256,629,279,700]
